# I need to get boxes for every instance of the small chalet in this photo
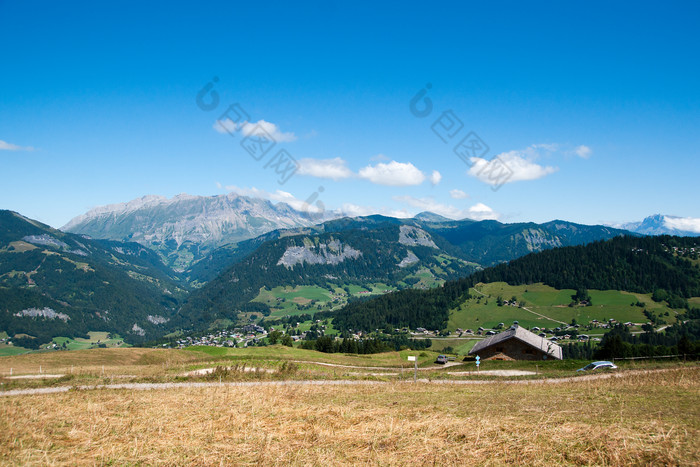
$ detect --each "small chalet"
[469,325,562,361]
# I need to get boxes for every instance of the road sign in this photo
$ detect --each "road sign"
[408,356,418,382]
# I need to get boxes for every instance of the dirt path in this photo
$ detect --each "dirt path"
[520,306,568,325]
[292,360,464,371]
[447,370,536,376]
[1,368,689,397]
[473,285,567,326]
[182,367,274,376]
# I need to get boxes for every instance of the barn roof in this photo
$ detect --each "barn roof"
[469,326,563,360]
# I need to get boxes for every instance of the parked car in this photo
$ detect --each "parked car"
[435,355,448,364]
[577,361,618,372]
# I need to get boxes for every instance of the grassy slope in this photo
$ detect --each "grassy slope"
[52,332,130,351]
[428,338,479,354]
[184,345,437,369]
[0,345,31,357]
[0,368,697,465]
[448,282,681,331]
[1,344,693,384]
[2,280,686,357]
[253,283,398,318]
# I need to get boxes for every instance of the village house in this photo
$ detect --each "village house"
[469,325,563,361]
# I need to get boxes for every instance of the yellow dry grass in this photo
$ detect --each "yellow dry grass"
[0,348,206,375]
[1,368,698,465]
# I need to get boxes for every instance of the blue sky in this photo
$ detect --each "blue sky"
[1,1,699,229]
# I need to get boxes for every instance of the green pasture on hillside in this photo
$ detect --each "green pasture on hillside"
[449,282,680,332]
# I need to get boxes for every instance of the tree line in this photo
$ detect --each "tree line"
[332,235,700,339]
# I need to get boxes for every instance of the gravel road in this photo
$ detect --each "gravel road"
[0,369,683,397]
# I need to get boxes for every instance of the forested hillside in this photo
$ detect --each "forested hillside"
[175,223,478,329]
[471,235,700,298]
[182,214,632,286]
[421,219,631,266]
[332,235,700,332]
[0,210,188,346]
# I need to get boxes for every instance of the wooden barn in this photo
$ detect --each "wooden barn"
[469,325,563,361]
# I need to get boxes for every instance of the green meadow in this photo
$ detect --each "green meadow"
[52,332,128,351]
[253,283,398,318]
[448,282,681,332]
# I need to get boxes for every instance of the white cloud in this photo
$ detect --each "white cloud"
[269,190,323,213]
[299,158,438,186]
[449,189,469,199]
[574,145,592,159]
[225,185,325,214]
[341,203,412,219]
[468,146,558,186]
[297,157,353,180]
[358,161,426,186]
[214,119,297,142]
[466,142,592,186]
[213,119,237,134]
[664,216,700,234]
[466,202,499,221]
[0,140,34,151]
[222,184,500,222]
[393,195,499,221]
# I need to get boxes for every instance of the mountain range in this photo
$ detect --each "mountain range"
[62,193,337,272]
[618,214,700,237]
[3,193,699,346]
[62,193,637,286]
[173,214,631,329]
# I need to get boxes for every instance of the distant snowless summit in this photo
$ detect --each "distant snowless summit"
[63,192,700,272]
[615,214,700,237]
[62,192,342,270]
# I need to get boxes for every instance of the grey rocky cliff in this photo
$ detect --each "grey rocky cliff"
[277,239,362,268]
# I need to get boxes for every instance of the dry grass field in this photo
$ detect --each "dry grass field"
[1,368,698,465]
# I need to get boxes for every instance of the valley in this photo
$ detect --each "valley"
[2,205,700,363]
[5,4,699,464]
[2,205,700,467]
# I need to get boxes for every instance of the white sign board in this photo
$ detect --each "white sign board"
[407,356,417,361]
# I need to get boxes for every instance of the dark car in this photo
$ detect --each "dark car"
[435,355,448,364]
